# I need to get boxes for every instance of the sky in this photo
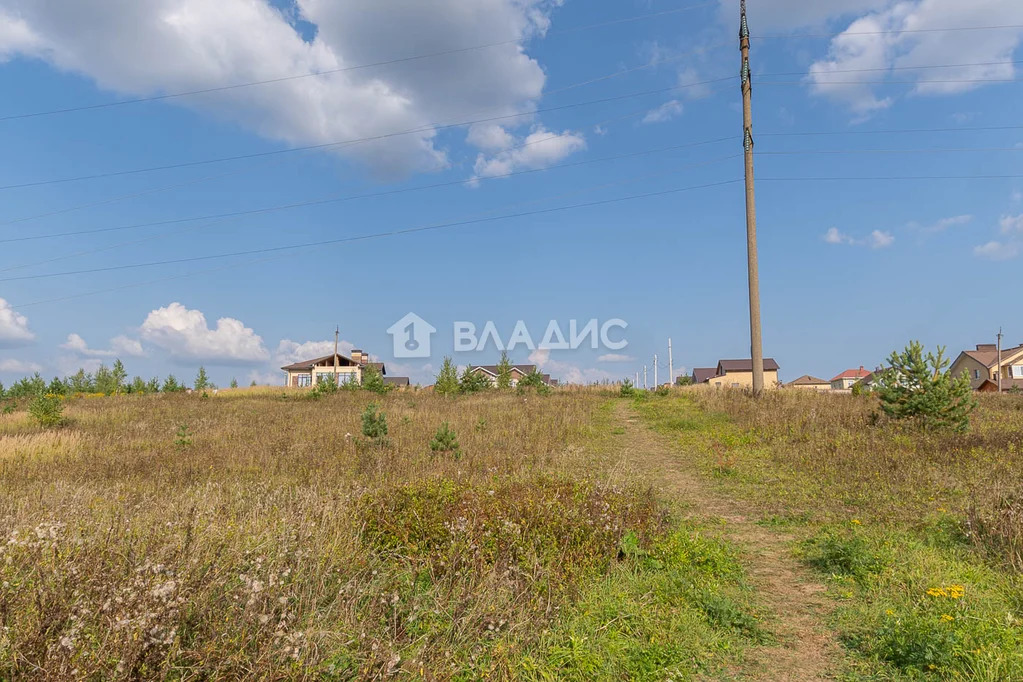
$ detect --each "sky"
[0,0,1021,387]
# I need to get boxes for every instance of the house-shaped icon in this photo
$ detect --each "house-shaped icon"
[386,312,437,359]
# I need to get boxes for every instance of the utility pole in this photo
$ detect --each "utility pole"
[668,338,674,388]
[998,328,1003,393]
[654,354,658,388]
[635,372,639,386]
[740,0,765,397]
[643,365,648,390]
[333,325,340,385]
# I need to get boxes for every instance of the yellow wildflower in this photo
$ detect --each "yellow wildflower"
[941,614,954,622]
[851,519,862,525]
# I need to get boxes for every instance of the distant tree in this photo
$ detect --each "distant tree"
[230,377,239,389]
[0,381,4,399]
[434,357,460,396]
[111,359,128,394]
[29,394,64,428]
[8,373,47,398]
[361,365,389,395]
[250,380,258,387]
[94,364,115,395]
[46,377,68,396]
[459,365,491,394]
[129,376,148,394]
[875,341,977,433]
[495,352,513,390]
[68,369,94,394]
[147,377,161,393]
[620,378,636,397]
[676,375,694,387]
[194,366,210,392]
[517,369,550,395]
[163,375,182,393]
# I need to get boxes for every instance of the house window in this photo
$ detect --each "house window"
[1013,365,1023,378]
[296,374,312,387]
[973,369,980,379]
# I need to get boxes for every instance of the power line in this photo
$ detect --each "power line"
[763,59,1023,77]
[0,76,737,192]
[0,136,737,244]
[754,24,1023,40]
[0,179,741,283]
[759,124,1023,137]
[760,173,1023,181]
[0,1,721,123]
[760,77,1023,86]
[757,146,1023,156]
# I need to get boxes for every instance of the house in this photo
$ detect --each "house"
[467,364,556,387]
[692,368,718,385]
[383,376,411,388]
[703,359,780,389]
[852,371,878,391]
[831,367,871,391]
[281,349,409,387]
[950,342,1023,392]
[786,375,831,391]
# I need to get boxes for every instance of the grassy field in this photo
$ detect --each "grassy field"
[4,386,1022,680]
[0,389,763,680]
[636,389,1023,680]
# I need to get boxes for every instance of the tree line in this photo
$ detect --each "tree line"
[0,361,236,400]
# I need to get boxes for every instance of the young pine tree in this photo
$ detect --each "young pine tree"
[194,366,210,391]
[111,359,128,395]
[230,377,239,389]
[875,341,977,433]
[163,375,181,393]
[361,365,389,395]
[495,351,513,390]
[361,403,389,442]
[434,357,460,396]
[429,422,461,460]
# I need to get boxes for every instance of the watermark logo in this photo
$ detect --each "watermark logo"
[387,312,436,359]
[387,314,627,358]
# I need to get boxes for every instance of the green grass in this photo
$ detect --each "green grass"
[633,391,1023,681]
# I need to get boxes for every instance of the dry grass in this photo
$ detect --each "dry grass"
[0,390,760,680]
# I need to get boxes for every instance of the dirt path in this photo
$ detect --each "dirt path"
[612,402,842,681]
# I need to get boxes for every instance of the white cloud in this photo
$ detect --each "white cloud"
[1000,214,1023,234]
[466,123,516,152]
[472,125,586,180]
[61,333,145,358]
[597,353,636,363]
[924,214,973,232]
[140,302,269,364]
[273,338,353,365]
[869,230,895,249]
[722,0,890,31]
[823,227,894,248]
[974,240,1020,260]
[0,358,42,374]
[824,227,854,244]
[807,0,1023,116]
[0,298,34,347]
[642,100,683,124]
[247,369,286,386]
[528,348,616,385]
[0,0,564,177]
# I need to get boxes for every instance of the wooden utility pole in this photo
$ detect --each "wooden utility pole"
[333,326,340,385]
[654,354,658,388]
[740,0,765,397]
[997,328,1003,393]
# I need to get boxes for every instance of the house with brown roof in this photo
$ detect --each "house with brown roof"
[831,367,871,391]
[950,342,1023,392]
[786,375,831,391]
[467,364,556,387]
[702,359,780,389]
[691,368,718,385]
[281,349,408,387]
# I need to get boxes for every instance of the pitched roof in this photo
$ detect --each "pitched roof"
[787,374,830,386]
[469,364,536,376]
[974,378,1023,392]
[831,367,870,382]
[692,367,718,384]
[280,353,359,371]
[383,376,409,387]
[717,358,780,373]
[963,343,1023,368]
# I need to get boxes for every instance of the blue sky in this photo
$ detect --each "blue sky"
[0,0,1021,386]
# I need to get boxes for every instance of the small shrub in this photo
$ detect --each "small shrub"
[28,394,64,428]
[174,424,193,449]
[655,385,670,397]
[803,530,887,581]
[874,341,977,433]
[1,401,15,415]
[620,379,635,397]
[361,403,388,442]
[312,376,339,397]
[361,365,390,395]
[429,422,461,460]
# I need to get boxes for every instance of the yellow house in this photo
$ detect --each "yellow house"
[281,349,391,387]
[704,359,780,390]
[950,342,1023,392]
[786,375,831,391]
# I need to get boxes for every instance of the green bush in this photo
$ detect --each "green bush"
[874,341,977,433]
[620,379,636,397]
[803,530,887,581]
[361,403,388,442]
[429,422,461,460]
[28,394,65,428]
